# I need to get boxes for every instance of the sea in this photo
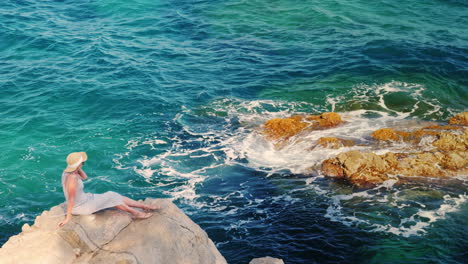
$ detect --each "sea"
[0,0,467,263]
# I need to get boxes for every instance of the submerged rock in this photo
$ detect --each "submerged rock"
[0,199,227,264]
[315,137,355,149]
[371,128,404,141]
[370,128,444,143]
[263,112,342,141]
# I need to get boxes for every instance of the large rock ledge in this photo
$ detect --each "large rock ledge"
[0,199,227,264]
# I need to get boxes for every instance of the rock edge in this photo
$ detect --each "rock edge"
[0,199,227,264]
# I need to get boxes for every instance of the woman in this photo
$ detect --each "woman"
[59,152,157,227]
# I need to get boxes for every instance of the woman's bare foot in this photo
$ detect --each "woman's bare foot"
[134,211,153,219]
[143,204,160,212]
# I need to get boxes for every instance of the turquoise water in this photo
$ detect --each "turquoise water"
[1,0,467,263]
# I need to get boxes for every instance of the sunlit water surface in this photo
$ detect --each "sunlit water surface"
[0,0,467,263]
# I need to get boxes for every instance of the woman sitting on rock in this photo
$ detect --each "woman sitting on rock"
[59,152,157,227]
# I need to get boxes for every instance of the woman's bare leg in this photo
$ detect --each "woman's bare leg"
[122,197,158,210]
[115,204,152,219]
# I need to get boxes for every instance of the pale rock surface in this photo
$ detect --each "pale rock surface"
[249,256,285,264]
[0,199,227,264]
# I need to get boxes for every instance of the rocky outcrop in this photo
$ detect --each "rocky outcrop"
[249,256,285,264]
[322,150,467,187]
[448,112,468,125]
[371,128,411,141]
[264,115,308,141]
[370,127,464,143]
[261,112,468,187]
[321,113,468,187]
[263,112,342,141]
[305,112,342,128]
[0,199,227,264]
[432,131,468,151]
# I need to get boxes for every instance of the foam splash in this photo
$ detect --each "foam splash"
[324,180,467,237]
[375,194,467,237]
[326,81,451,119]
[114,81,465,237]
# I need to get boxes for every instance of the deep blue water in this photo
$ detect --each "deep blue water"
[0,0,467,263]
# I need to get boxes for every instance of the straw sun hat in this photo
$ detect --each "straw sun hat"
[64,152,88,172]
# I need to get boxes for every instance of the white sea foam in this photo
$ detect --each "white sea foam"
[114,81,464,237]
[324,180,467,237]
[372,194,467,237]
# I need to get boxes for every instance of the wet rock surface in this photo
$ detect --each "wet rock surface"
[315,137,355,149]
[322,113,467,187]
[448,112,468,126]
[263,115,308,141]
[263,112,343,141]
[263,112,467,187]
[322,150,467,187]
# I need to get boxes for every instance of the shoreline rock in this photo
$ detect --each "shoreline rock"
[321,150,467,187]
[262,112,468,187]
[448,112,468,125]
[321,113,468,187]
[370,127,464,143]
[0,199,227,264]
[263,112,342,141]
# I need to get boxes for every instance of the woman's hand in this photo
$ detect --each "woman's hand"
[58,216,71,227]
[77,168,88,180]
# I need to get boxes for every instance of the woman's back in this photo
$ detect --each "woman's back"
[59,151,153,225]
[61,172,88,207]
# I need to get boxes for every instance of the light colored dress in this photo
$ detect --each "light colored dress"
[62,172,124,215]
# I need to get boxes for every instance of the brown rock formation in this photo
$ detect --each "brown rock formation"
[264,116,308,141]
[305,112,342,128]
[423,125,464,130]
[321,150,467,187]
[321,151,393,187]
[263,112,343,141]
[264,111,468,187]
[448,112,468,126]
[323,113,468,188]
[371,128,402,141]
[371,127,467,150]
[370,128,446,143]
[432,130,468,151]
[370,114,468,144]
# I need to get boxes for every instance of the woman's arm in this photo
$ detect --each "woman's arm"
[59,174,77,227]
[77,167,88,180]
